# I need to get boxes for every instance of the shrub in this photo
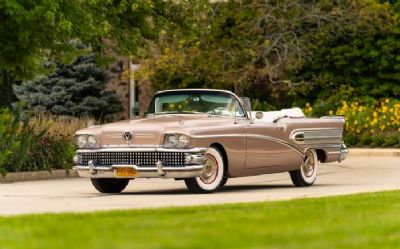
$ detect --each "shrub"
[0,107,46,174]
[1,110,92,174]
[13,114,92,172]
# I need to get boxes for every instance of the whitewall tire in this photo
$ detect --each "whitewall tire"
[184,147,225,193]
[289,149,318,187]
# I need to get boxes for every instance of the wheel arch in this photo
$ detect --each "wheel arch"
[210,143,229,177]
[315,149,327,163]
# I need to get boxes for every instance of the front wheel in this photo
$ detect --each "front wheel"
[185,147,225,194]
[289,149,318,187]
[91,178,130,193]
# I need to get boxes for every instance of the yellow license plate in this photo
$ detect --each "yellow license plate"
[115,167,138,177]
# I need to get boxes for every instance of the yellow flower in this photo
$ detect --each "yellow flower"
[385,98,390,103]
[328,110,334,115]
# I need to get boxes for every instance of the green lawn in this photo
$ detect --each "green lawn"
[1,191,400,249]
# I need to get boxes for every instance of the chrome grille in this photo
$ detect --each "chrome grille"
[79,152,185,168]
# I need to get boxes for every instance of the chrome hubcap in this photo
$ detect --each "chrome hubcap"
[200,156,218,184]
[302,152,315,178]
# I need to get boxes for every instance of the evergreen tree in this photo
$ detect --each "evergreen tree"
[13,55,123,121]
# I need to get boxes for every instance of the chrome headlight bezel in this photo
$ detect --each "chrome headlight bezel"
[75,134,100,149]
[163,133,190,148]
[76,135,88,148]
[87,135,98,148]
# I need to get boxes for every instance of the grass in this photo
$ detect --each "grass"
[1,191,400,249]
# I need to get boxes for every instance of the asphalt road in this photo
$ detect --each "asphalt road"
[0,156,399,216]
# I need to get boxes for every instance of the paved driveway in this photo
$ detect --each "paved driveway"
[0,156,399,216]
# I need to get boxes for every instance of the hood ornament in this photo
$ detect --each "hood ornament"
[123,132,133,142]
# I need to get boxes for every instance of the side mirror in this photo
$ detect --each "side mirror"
[255,111,263,119]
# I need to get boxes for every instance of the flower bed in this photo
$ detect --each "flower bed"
[304,99,400,147]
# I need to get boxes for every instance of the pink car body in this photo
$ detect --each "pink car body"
[73,89,347,193]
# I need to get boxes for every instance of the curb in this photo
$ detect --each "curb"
[0,169,78,184]
[349,148,400,157]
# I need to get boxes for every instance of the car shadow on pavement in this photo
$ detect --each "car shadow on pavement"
[95,182,342,196]
[114,183,337,195]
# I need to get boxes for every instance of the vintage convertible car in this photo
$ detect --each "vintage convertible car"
[73,89,348,193]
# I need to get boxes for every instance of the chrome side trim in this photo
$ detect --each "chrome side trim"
[191,133,345,161]
[247,134,304,156]
[290,129,343,145]
[291,127,342,131]
[191,134,246,139]
[192,133,304,157]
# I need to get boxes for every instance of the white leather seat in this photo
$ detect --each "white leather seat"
[251,108,305,123]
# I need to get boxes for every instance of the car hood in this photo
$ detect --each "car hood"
[76,114,236,147]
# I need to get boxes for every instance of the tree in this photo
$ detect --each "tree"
[138,0,397,109]
[297,1,400,113]
[13,54,123,121]
[0,0,209,106]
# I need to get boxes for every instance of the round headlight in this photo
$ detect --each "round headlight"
[76,135,87,148]
[164,134,178,148]
[87,136,98,148]
[178,134,190,147]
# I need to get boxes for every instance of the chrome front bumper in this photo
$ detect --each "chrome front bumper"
[73,147,207,179]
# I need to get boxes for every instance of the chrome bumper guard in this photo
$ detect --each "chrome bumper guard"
[73,147,207,179]
[339,144,348,162]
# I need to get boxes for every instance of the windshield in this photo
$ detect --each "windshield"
[147,91,245,117]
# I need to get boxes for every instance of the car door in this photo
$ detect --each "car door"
[244,121,299,169]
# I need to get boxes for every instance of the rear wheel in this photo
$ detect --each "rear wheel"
[289,150,318,187]
[91,178,129,193]
[185,147,225,194]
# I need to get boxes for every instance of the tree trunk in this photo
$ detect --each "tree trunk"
[0,70,15,107]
